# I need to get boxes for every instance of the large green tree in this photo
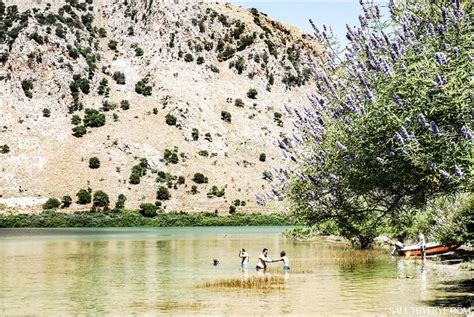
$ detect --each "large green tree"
[267,0,473,248]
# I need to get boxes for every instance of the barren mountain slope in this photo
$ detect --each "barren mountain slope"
[0,0,321,213]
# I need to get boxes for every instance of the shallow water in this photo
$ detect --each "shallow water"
[0,227,471,316]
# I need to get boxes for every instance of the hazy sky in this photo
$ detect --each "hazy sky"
[231,1,388,46]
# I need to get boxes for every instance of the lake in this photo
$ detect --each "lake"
[0,227,471,316]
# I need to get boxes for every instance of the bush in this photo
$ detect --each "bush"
[129,172,140,184]
[259,153,266,162]
[93,190,110,211]
[120,100,130,110]
[112,71,126,85]
[135,47,144,56]
[210,65,220,73]
[42,108,51,117]
[235,57,245,74]
[98,27,107,37]
[89,157,100,169]
[229,205,236,214]
[135,79,152,96]
[165,114,177,126]
[218,46,235,61]
[42,198,61,210]
[191,185,198,194]
[156,186,171,200]
[61,195,72,208]
[191,128,199,141]
[184,53,194,62]
[235,98,244,107]
[221,111,232,123]
[198,150,209,157]
[108,40,118,51]
[247,88,258,99]
[164,149,179,164]
[21,79,33,98]
[83,108,105,127]
[139,203,157,217]
[72,125,87,137]
[196,56,204,65]
[1,144,10,154]
[115,194,127,209]
[193,173,208,184]
[207,186,225,198]
[71,115,82,125]
[98,78,109,96]
[76,188,92,204]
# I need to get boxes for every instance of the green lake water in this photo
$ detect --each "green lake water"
[0,227,471,316]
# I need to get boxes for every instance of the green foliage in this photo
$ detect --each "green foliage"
[129,172,141,184]
[113,71,126,85]
[210,65,220,73]
[234,98,244,107]
[42,108,51,118]
[72,125,87,137]
[120,100,130,110]
[191,128,199,141]
[193,173,208,184]
[0,211,290,228]
[217,46,235,61]
[163,148,179,164]
[165,113,177,126]
[135,46,144,56]
[135,78,152,96]
[156,186,171,201]
[1,144,10,154]
[221,111,232,123]
[76,188,92,204]
[198,150,209,157]
[71,115,82,125]
[42,198,61,210]
[207,186,225,198]
[247,88,257,99]
[88,157,100,169]
[234,57,245,74]
[83,108,105,127]
[191,185,198,195]
[108,40,118,51]
[98,27,107,38]
[259,153,266,162]
[139,203,157,217]
[184,53,194,62]
[21,79,33,98]
[98,78,109,96]
[92,190,110,211]
[115,194,127,210]
[61,195,72,208]
[196,56,204,65]
[30,32,44,44]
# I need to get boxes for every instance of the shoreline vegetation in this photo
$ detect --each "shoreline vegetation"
[0,210,291,228]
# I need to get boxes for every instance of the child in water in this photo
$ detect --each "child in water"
[278,251,290,272]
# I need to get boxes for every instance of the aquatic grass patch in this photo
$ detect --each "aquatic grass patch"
[202,275,286,290]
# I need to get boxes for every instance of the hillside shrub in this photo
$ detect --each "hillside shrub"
[61,195,72,208]
[76,188,92,204]
[42,198,61,210]
[156,186,171,200]
[165,114,177,126]
[112,71,126,84]
[247,88,258,99]
[139,203,157,217]
[193,173,208,184]
[88,157,100,169]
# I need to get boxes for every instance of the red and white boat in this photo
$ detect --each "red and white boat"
[393,242,460,257]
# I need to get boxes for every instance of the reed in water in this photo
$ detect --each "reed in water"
[203,275,286,290]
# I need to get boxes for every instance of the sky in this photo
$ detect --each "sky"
[231,1,388,46]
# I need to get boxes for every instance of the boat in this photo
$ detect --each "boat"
[393,242,460,257]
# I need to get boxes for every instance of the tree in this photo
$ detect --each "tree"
[115,194,127,210]
[135,79,152,96]
[259,153,266,162]
[165,114,177,126]
[135,47,144,56]
[191,128,199,141]
[221,111,232,123]
[184,53,194,62]
[1,144,10,154]
[247,88,257,99]
[76,188,92,204]
[139,203,157,217]
[271,0,473,248]
[193,173,208,184]
[83,108,105,127]
[113,71,126,84]
[61,195,72,208]
[72,125,87,137]
[156,186,171,200]
[42,108,51,117]
[89,157,100,169]
[92,190,110,211]
[42,198,61,210]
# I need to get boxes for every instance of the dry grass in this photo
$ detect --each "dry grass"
[202,275,287,290]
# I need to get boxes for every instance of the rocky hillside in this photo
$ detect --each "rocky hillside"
[0,0,321,213]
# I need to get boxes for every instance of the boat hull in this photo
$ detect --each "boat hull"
[397,243,459,256]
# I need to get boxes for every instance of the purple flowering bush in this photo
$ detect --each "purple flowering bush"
[271,0,472,247]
